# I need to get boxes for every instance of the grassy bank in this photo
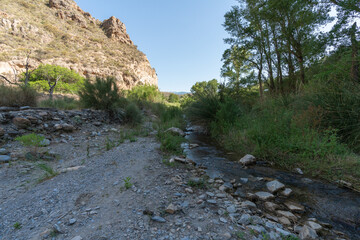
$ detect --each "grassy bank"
[186,86,360,190]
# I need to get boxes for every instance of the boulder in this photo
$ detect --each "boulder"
[13,117,31,129]
[264,202,279,212]
[165,127,185,137]
[0,155,11,163]
[281,188,293,197]
[299,225,318,240]
[277,210,297,221]
[285,202,305,213]
[255,192,275,201]
[239,154,256,165]
[266,180,285,193]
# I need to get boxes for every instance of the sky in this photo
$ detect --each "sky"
[75,0,237,92]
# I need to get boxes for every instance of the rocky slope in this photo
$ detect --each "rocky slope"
[0,0,157,89]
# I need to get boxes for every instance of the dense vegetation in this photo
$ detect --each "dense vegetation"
[186,0,360,189]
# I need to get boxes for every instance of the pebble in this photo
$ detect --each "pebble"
[0,155,11,163]
[207,199,217,204]
[71,236,83,240]
[239,154,256,165]
[241,200,257,209]
[0,148,8,154]
[220,217,228,223]
[151,216,166,223]
[281,188,293,197]
[69,218,77,225]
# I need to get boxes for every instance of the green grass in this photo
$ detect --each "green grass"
[37,163,59,183]
[123,177,133,189]
[13,222,22,230]
[37,96,80,110]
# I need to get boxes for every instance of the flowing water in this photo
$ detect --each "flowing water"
[184,127,360,239]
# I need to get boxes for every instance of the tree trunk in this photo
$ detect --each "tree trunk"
[272,25,283,94]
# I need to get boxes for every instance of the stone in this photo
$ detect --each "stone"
[238,213,251,225]
[0,148,8,154]
[299,225,318,240]
[219,182,233,192]
[306,221,322,231]
[226,205,237,214]
[239,154,256,165]
[151,216,166,223]
[275,228,292,237]
[219,217,228,223]
[40,139,51,147]
[0,155,11,163]
[281,188,293,197]
[264,202,279,212]
[255,192,275,201]
[0,127,4,136]
[189,143,199,149]
[165,127,185,137]
[266,180,285,193]
[285,202,305,212]
[185,188,193,194]
[248,225,266,234]
[53,224,63,234]
[69,218,77,225]
[71,237,83,240]
[301,178,313,184]
[295,168,304,175]
[165,204,177,214]
[206,192,215,197]
[278,217,291,225]
[241,200,257,209]
[13,117,31,129]
[277,210,297,221]
[233,188,246,198]
[240,178,249,184]
[62,123,75,132]
[207,199,217,204]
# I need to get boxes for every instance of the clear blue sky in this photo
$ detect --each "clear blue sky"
[75,0,236,92]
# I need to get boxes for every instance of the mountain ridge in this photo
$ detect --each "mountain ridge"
[0,0,158,89]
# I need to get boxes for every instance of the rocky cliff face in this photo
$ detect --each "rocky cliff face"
[0,0,157,89]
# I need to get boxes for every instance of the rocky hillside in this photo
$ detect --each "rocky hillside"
[0,0,157,89]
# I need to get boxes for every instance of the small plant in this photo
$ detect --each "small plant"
[16,133,46,159]
[105,137,116,151]
[187,178,206,189]
[13,222,22,230]
[37,163,59,183]
[16,133,45,147]
[235,231,245,240]
[123,177,133,189]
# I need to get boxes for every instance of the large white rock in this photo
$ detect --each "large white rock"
[266,180,285,193]
[299,225,318,240]
[165,127,185,137]
[239,154,256,165]
[255,192,275,201]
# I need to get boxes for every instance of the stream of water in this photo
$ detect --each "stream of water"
[184,127,360,239]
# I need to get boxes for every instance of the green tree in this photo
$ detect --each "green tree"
[190,79,219,97]
[168,93,180,103]
[30,64,84,99]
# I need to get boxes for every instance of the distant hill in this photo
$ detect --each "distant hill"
[0,0,157,89]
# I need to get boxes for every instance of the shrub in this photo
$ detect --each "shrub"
[168,93,180,103]
[157,131,185,155]
[0,85,37,107]
[37,96,80,110]
[15,133,45,147]
[79,77,122,111]
[127,84,164,105]
[124,102,143,126]
[186,90,221,127]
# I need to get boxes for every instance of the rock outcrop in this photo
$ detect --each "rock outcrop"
[0,0,157,89]
[101,16,133,45]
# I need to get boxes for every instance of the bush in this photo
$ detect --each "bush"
[79,77,122,111]
[37,96,80,110]
[157,131,185,155]
[124,102,143,126]
[127,84,164,105]
[15,133,45,147]
[0,85,37,107]
[168,93,180,103]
